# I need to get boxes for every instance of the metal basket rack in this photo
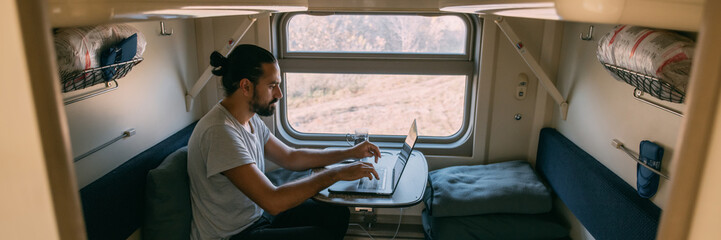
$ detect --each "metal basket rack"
[602,63,685,117]
[61,57,143,104]
[602,63,686,103]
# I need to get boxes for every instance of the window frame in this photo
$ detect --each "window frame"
[279,12,473,61]
[272,12,480,156]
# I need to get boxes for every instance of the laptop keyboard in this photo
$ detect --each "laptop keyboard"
[358,168,386,190]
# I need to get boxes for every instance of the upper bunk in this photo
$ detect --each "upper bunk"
[48,0,704,31]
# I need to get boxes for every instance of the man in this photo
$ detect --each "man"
[187,44,381,240]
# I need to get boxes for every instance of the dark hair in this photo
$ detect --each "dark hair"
[209,44,277,96]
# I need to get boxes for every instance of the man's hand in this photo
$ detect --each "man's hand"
[330,161,379,181]
[347,141,382,163]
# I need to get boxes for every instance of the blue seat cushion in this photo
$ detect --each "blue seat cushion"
[536,128,661,240]
[425,160,551,217]
[422,209,568,240]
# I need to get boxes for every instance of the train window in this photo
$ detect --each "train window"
[277,13,476,146]
[285,73,466,136]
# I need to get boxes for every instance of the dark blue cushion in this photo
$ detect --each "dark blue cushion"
[424,160,551,217]
[143,147,191,240]
[536,128,661,240]
[422,209,568,240]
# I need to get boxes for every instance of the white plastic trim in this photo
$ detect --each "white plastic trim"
[494,16,569,120]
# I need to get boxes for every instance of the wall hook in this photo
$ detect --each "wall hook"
[580,25,594,41]
[160,21,173,36]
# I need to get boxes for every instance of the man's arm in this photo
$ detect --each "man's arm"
[223,161,378,215]
[264,134,381,171]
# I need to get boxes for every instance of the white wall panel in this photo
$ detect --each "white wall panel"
[67,19,202,188]
[552,23,682,210]
[485,17,545,163]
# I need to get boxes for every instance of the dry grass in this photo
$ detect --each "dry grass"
[286,73,466,136]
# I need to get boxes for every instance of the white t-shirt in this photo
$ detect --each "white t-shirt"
[187,103,270,240]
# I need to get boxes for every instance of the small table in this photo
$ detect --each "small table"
[312,149,428,208]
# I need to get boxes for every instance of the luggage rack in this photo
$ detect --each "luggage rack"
[602,63,685,117]
[62,57,143,105]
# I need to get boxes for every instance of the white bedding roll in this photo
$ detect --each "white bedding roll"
[54,24,146,88]
[597,25,694,95]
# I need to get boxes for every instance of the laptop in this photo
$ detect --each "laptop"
[328,119,418,195]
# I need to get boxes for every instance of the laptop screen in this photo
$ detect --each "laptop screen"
[392,120,417,189]
[398,120,418,164]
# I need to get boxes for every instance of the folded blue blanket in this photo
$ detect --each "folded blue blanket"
[425,160,551,217]
[637,141,663,198]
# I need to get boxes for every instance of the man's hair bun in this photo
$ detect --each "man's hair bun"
[210,51,228,76]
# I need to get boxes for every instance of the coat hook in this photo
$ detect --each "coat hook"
[160,21,173,36]
[580,25,594,41]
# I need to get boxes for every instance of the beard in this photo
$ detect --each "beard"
[251,93,279,117]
